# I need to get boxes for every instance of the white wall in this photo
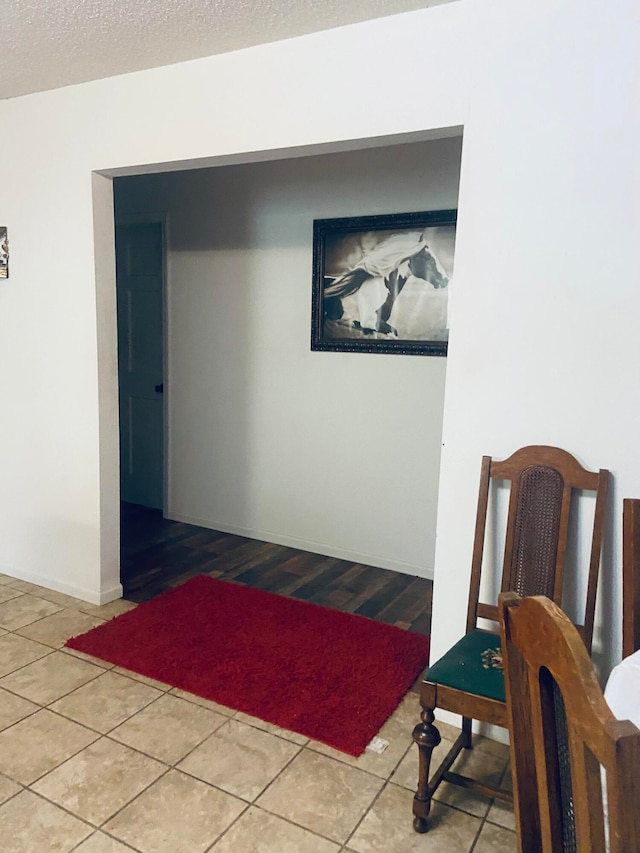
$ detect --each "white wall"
[0,2,467,604]
[114,139,461,574]
[0,0,638,683]
[432,0,640,679]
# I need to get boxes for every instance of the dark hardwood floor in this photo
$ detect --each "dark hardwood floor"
[120,503,432,635]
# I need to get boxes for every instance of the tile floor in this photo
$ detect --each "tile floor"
[0,574,516,852]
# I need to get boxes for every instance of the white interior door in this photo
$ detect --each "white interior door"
[116,221,164,509]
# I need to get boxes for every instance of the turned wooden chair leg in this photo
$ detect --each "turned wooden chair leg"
[412,708,441,833]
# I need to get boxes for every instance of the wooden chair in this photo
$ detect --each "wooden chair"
[499,593,640,852]
[412,445,609,833]
[622,498,640,659]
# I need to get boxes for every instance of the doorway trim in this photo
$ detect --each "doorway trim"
[93,127,462,602]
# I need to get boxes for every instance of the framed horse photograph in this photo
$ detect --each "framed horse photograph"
[311,209,456,355]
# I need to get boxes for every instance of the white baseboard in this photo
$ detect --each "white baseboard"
[165,510,434,580]
[0,563,123,606]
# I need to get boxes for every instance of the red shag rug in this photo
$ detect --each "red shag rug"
[66,575,429,756]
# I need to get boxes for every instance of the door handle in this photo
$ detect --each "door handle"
[154,383,164,393]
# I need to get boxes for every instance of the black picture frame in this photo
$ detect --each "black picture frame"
[0,227,8,280]
[311,209,456,355]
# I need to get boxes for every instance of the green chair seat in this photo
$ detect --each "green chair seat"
[425,630,505,702]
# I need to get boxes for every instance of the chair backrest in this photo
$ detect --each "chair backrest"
[467,446,609,652]
[500,593,640,853]
[622,498,640,658]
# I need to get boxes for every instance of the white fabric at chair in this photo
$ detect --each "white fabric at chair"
[605,649,640,728]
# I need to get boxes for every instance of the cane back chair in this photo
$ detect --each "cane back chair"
[499,593,640,852]
[412,445,609,833]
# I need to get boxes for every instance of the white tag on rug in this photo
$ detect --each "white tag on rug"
[366,736,389,754]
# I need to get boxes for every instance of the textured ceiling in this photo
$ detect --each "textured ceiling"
[1,0,455,101]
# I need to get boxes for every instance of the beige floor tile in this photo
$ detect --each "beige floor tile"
[16,608,105,648]
[0,575,15,585]
[428,716,466,743]
[472,734,511,763]
[256,749,383,844]
[0,687,39,730]
[74,832,139,852]
[32,737,166,825]
[0,772,21,804]
[0,709,98,785]
[233,711,309,745]
[348,783,482,852]
[487,798,516,831]
[308,694,418,779]
[178,718,300,801]
[18,588,133,619]
[308,734,411,781]
[434,785,492,820]
[473,820,517,852]
[112,666,172,691]
[0,594,62,630]
[49,670,162,733]
[170,687,237,715]
[105,769,246,853]
[110,693,228,763]
[76,598,138,619]
[5,580,48,594]
[0,586,22,604]
[62,646,115,668]
[433,745,507,818]
[210,805,340,852]
[0,790,93,852]
[389,691,424,727]
[0,633,52,677]
[0,650,103,704]
[392,727,507,812]
[390,732,457,791]
[25,587,91,609]
[501,762,513,791]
